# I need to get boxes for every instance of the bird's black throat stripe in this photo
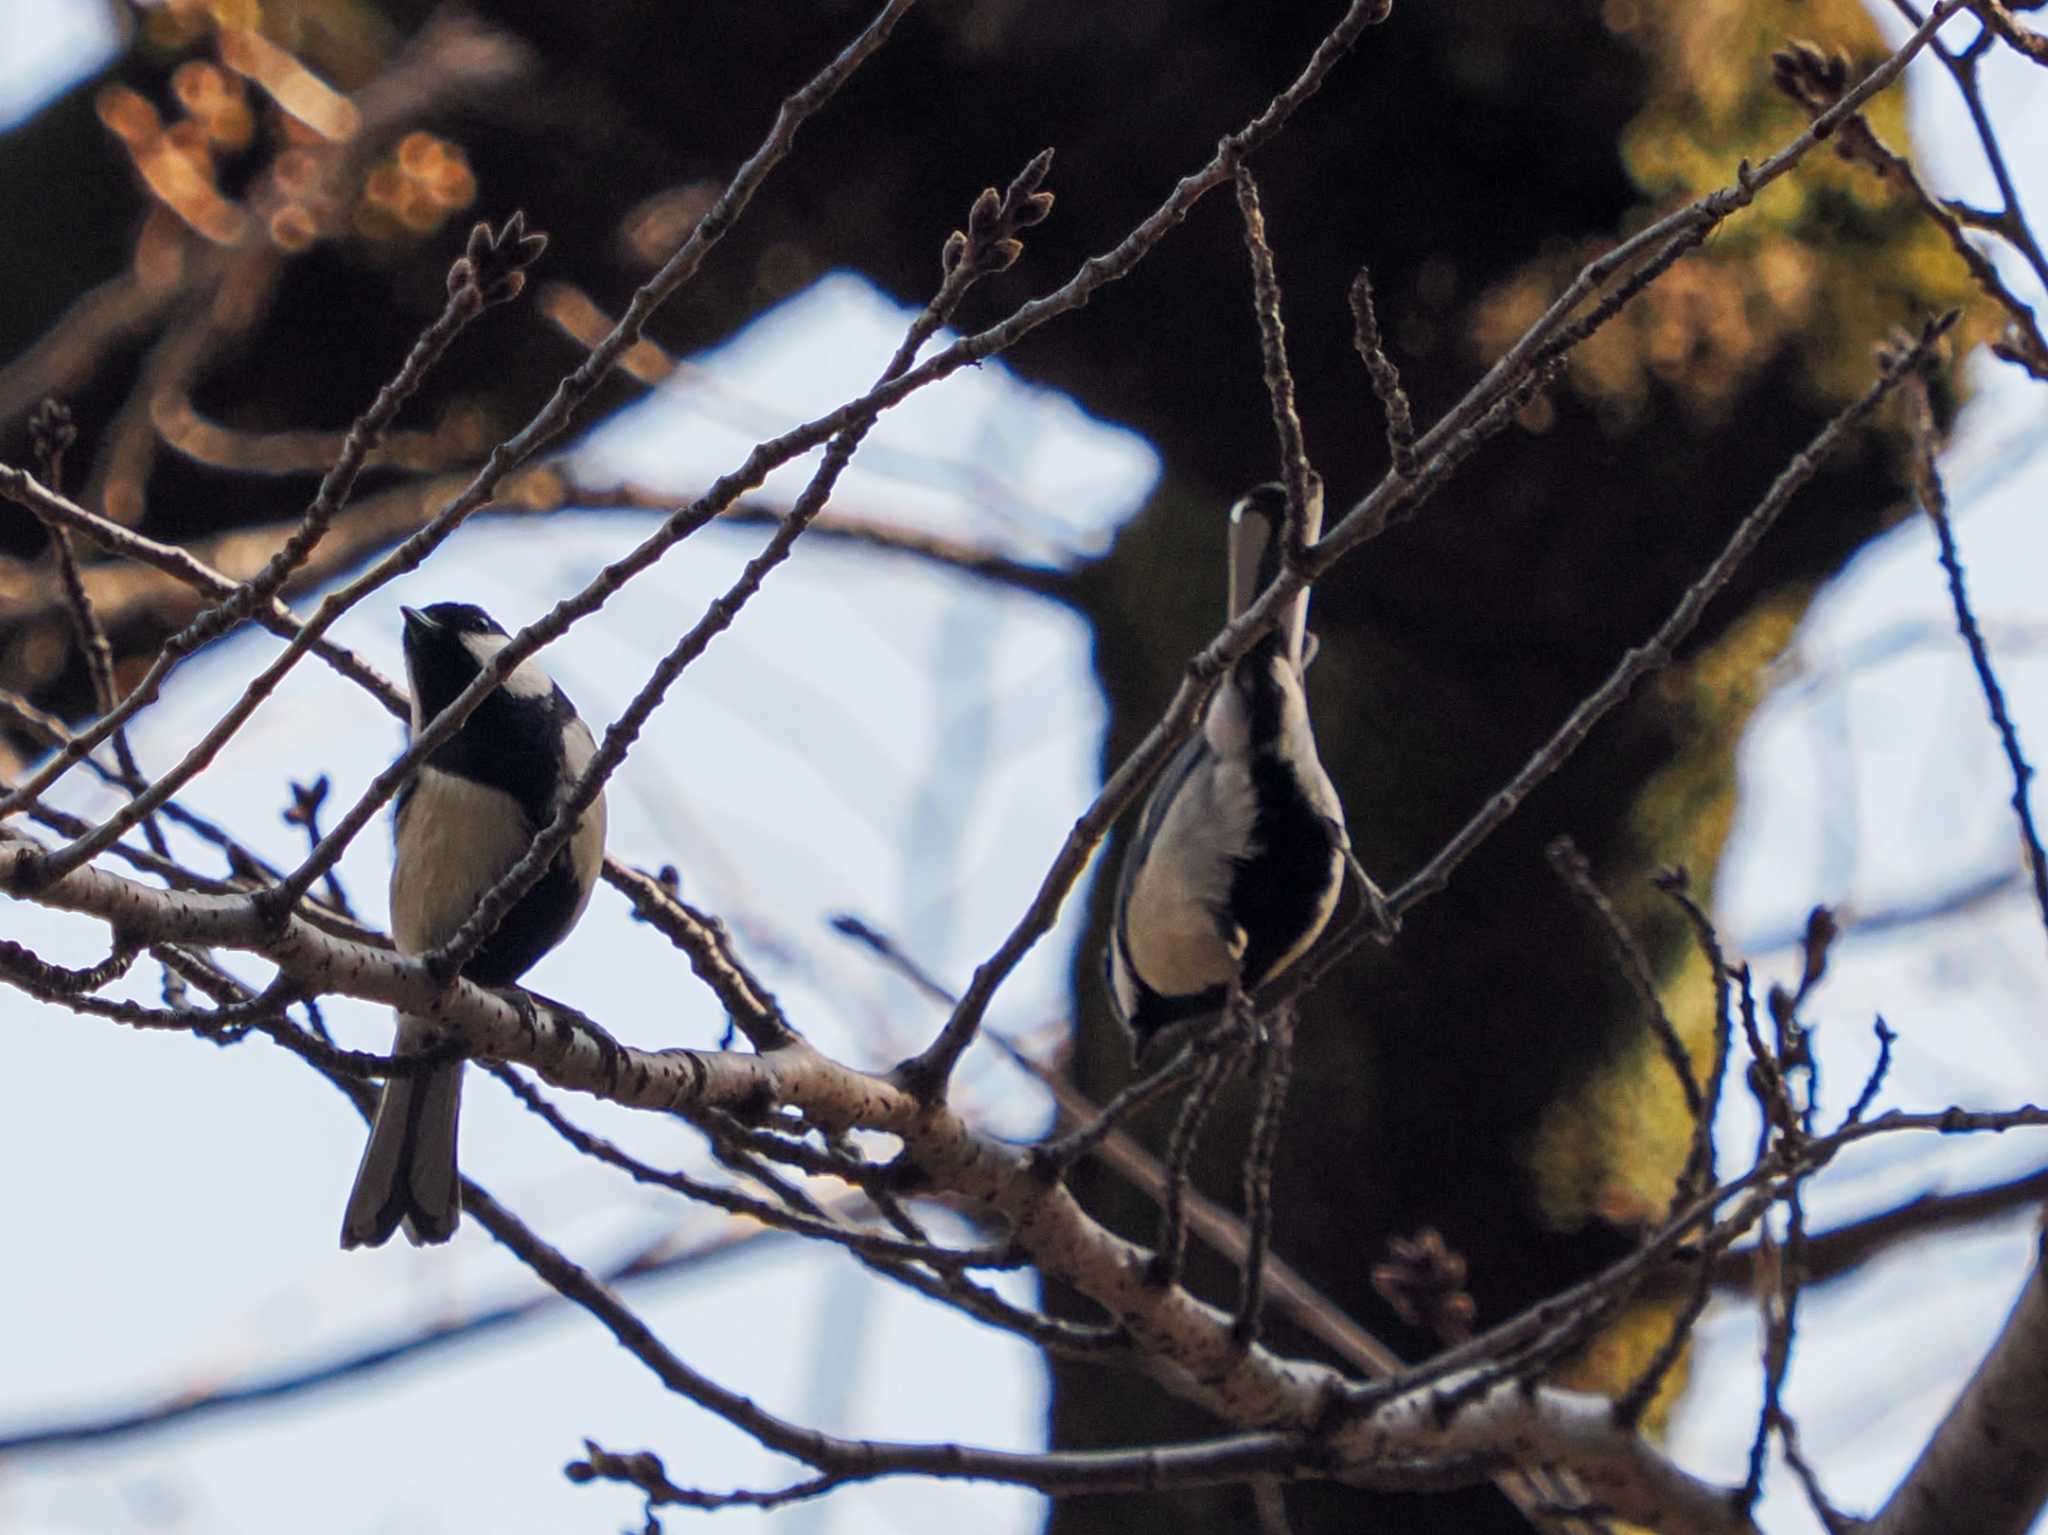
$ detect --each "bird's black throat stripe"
[1231,633,1340,989]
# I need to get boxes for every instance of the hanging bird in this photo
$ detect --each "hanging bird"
[1106,483,1348,1062]
[341,602,607,1247]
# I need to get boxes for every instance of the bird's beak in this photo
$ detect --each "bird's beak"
[400,606,433,636]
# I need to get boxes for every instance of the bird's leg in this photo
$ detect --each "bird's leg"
[1145,956,1254,1290]
[494,985,545,1045]
[1230,1004,1297,1350]
[1303,837,1399,981]
[1341,836,1398,942]
[1031,1039,1211,1181]
[1145,1026,1234,1290]
[1031,986,1257,1182]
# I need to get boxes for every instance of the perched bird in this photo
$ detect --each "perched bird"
[1106,483,1348,1062]
[341,602,607,1248]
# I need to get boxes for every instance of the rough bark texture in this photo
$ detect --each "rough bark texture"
[0,3,1959,1531]
[1867,1239,2048,1535]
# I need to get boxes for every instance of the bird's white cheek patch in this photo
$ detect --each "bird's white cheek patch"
[561,714,597,782]
[460,629,557,700]
[558,715,607,930]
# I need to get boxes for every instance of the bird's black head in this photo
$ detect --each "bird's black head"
[1227,480,1323,666]
[1228,484,1289,622]
[404,601,505,644]
[1237,482,1289,526]
[400,601,558,728]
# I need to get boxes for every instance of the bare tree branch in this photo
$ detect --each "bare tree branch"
[0,469,407,713]
[1228,148,1319,559]
[1865,1238,2048,1535]
[0,2,2029,1526]
[421,150,1059,988]
[1281,314,1958,1011]
[1706,1162,2048,1292]
[0,0,921,883]
[21,801,2048,1525]
[1773,37,2048,379]
[1903,366,2048,938]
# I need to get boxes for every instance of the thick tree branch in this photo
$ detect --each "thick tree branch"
[1865,1237,2048,1535]
[0,819,1757,1520]
[19,777,2048,1527]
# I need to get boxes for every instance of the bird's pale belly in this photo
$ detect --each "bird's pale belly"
[1122,873,1242,997]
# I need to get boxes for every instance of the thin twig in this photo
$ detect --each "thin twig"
[29,400,174,865]
[1775,36,2046,377]
[1613,1250,1716,1428]
[1032,1039,1217,1178]
[1548,837,1703,1122]
[1392,316,1955,912]
[1282,314,1959,1015]
[1768,1140,1820,1518]
[1228,148,1318,562]
[0,0,919,882]
[1894,0,2048,296]
[281,776,355,921]
[0,232,511,847]
[1659,868,1735,1202]
[572,479,1077,598]
[1903,369,2048,939]
[487,1064,1012,1271]
[1148,1028,1240,1291]
[610,861,795,1050]
[1842,1018,1897,1129]
[1526,220,1715,380]
[1742,1212,1785,1511]
[1347,268,1416,478]
[1970,0,2048,67]
[424,150,1055,986]
[1780,1415,1854,1535]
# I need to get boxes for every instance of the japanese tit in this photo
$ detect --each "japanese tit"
[340,602,607,1248]
[1105,484,1347,1062]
